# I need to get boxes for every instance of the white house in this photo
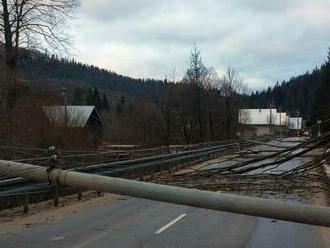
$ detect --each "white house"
[289,117,303,130]
[275,112,288,126]
[238,108,291,137]
[239,109,277,126]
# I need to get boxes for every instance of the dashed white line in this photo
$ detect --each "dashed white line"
[50,236,65,241]
[154,214,187,235]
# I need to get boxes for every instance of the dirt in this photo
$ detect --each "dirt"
[151,143,330,206]
[0,191,121,235]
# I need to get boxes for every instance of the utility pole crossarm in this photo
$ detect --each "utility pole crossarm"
[1,160,330,228]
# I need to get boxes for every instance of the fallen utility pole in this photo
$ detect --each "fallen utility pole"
[0,143,237,196]
[1,160,330,228]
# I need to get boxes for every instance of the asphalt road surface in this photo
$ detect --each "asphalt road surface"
[1,138,329,247]
[0,197,329,248]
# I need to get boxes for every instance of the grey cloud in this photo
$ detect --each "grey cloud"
[72,0,330,90]
[79,0,157,22]
[227,0,293,13]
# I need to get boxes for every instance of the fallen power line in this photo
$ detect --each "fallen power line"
[0,142,240,195]
[0,160,330,228]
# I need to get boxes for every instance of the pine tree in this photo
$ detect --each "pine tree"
[185,44,208,142]
[314,48,330,129]
[93,88,102,110]
[116,96,126,115]
[86,88,94,105]
[72,86,83,105]
[102,93,110,111]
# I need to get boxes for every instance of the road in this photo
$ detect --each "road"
[1,137,329,247]
[0,196,329,248]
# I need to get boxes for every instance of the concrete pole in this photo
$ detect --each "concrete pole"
[1,160,330,228]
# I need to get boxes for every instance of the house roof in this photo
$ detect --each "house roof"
[42,106,97,127]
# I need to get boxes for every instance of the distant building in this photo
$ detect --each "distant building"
[42,106,102,128]
[238,108,290,138]
[275,112,289,126]
[288,117,303,130]
[42,105,103,147]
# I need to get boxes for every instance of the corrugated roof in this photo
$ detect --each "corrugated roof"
[42,106,95,127]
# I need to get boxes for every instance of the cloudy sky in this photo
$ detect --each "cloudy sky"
[71,0,330,90]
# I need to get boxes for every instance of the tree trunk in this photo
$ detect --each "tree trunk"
[2,0,17,70]
[208,110,214,141]
[225,97,232,140]
[196,86,203,143]
[165,116,171,146]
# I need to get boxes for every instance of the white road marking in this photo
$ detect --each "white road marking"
[50,236,65,241]
[154,214,187,234]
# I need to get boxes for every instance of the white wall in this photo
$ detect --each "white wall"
[289,117,302,130]
[239,109,278,125]
[275,112,288,126]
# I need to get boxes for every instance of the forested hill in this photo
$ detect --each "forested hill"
[17,51,169,102]
[16,50,328,123]
[243,67,322,120]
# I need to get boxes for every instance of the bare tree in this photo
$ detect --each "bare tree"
[165,66,179,84]
[0,0,79,70]
[185,44,208,143]
[220,67,247,139]
[160,68,179,146]
[204,67,220,141]
[172,83,195,144]
[133,99,164,145]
